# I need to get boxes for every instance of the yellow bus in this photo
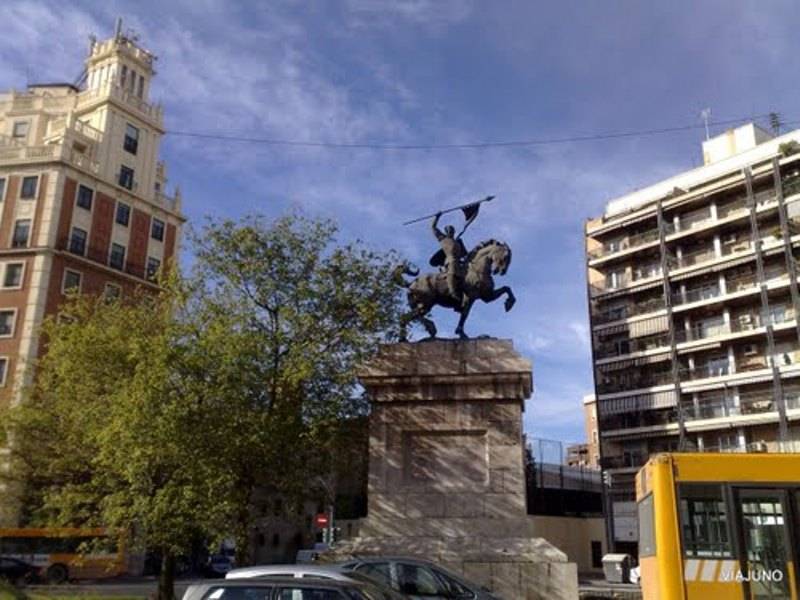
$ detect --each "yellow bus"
[636,452,800,600]
[0,527,127,583]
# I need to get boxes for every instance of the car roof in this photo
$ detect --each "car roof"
[190,576,354,588]
[226,564,351,580]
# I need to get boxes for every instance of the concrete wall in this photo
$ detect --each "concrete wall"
[533,515,606,574]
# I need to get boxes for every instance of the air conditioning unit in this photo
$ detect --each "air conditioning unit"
[743,343,758,356]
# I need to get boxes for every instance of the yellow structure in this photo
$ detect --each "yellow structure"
[636,452,800,599]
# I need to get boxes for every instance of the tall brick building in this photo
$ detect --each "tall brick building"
[0,23,182,415]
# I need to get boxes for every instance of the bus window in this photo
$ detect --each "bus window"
[638,493,656,557]
[679,484,733,557]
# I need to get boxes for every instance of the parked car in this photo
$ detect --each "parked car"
[225,565,406,599]
[0,556,40,585]
[340,557,501,600]
[182,575,407,600]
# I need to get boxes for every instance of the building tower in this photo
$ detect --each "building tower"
[585,123,800,554]
[0,22,183,523]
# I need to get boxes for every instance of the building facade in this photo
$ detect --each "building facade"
[0,25,183,526]
[581,394,600,469]
[0,26,182,416]
[585,124,800,553]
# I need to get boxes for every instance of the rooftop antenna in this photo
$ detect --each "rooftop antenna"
[114,17,123,40]
[700,108,712,141]
[769,112,782,136]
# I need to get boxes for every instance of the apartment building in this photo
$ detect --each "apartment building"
[581,394,600,469]
[0,23,182,416]
[585,123,800,553]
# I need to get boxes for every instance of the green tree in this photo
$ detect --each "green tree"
[1,280,242,600]
[191,213,401,562]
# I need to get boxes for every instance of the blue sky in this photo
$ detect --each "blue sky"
[2,0,798,446]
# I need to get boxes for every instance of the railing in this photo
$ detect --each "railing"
[596,370,673,394]
[679,363,730,380]
[783,175,800,197]
[588,227,660,259]
[601,453,647,470]
[78,82,163,123]
[0,144,59,162]
[46,116,103,144]
[593,297,665,324]
[596,332,671,359]
[600,408,677,431]
[672,282,721,305]
[0,133,24,148]
[155,191,179,212]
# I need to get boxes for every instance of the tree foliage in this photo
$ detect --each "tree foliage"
[1,213,402,597]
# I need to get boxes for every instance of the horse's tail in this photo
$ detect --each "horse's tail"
[392,262,419,287]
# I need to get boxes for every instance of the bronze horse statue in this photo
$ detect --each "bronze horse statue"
[394,239,516,340]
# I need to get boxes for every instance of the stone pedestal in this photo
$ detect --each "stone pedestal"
[325,340,578,600]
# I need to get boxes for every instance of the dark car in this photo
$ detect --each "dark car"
[340,557,501,600]
[0,556,40,585]
[181,576,409,600]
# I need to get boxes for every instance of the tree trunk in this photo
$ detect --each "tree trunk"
[158,551,176,600]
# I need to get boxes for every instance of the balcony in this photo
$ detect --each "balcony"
[593,297,665,325]
[596,370,673,394]
[588,227,660,260]
[44,115,103,144]
[679,362,730,381]
[77,82,163,125]
[600,453,647,470]
[596,332,671,360]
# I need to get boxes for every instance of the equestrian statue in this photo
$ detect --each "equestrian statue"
[395,196,516,340]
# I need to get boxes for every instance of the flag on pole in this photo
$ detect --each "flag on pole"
[462,202,480,222]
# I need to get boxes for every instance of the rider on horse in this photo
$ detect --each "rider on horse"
[431,209,478,306]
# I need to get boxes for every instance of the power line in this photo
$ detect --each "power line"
[165,113,786,151]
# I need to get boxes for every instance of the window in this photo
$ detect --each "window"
[69,227,87,256]
[679,484,733,557]
[104,283,122,301]
[638,494,656,557]
[433,570,474,598]
[124,124,139,155]
[0,357,8,386]
[3,263,23,288]
[277,588,340,600]
[137,75,144,98]
[0,310,15,337]
[62,269,82,293]
[151,218,165,241]
[396,564,444,596]
[20,176,38,199]
[11,220,31,248]
[12,121,28,139]
[202,587,274,600]
[354,563,391,587]
[116,202,130,226]
[109,243,126,270]
[118,166,134,190]
[120,65,128,88]
[0,178,6,201]
[76,185,93,210]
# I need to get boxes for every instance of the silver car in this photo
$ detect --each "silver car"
[183,576,407,600]
[340,557,502,600]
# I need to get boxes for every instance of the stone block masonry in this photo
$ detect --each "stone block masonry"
[324,339,578,600]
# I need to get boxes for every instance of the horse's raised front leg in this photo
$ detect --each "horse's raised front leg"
[483,286,516,312]
[454,299,475,339]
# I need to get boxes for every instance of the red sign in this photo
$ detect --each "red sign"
[315,513,329,527]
